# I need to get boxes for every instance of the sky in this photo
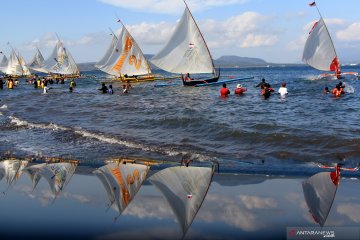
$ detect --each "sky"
[1,0,360,64]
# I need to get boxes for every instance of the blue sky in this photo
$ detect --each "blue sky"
[1,0,360,64]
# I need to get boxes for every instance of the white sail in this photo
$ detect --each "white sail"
[24,163,47,191]
[94,162,149,214]
[3,50,31,76]
[29,48,45,72]
[0,160,28,187]
[95,34,118,70]
[302,171,338,227]
[149,166,214,235]
[302,18,340,73]
[39,162,77,198]
[97,26,152,77]
[0,55,8,72]
[40,41,80,75]
[151,6,214,74]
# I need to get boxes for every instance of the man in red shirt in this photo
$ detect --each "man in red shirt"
[234,84,247,95]
[220,83,230,97]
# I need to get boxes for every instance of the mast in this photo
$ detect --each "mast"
[183,0,216,76]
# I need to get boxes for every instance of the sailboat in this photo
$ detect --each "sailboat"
[28,48,45,72]
[0,54,8,73]
[39,161,77,199]
[149,165,214,237]
[95,22,154,83]
[39,38,80,78]
[3,49,31,77]
[151,1,219,86]
[93,161,149,216]
[303,2,358,79]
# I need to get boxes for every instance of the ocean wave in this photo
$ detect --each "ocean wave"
[9,116,68,131]
[6,115,211,161]
[0,104,7,109]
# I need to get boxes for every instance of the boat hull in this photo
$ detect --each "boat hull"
[182,75,220,86]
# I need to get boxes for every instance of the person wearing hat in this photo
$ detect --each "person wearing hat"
[234,83,247,95]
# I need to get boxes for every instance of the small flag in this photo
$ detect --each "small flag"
[309,1,316,7]
[187,194,192,199]
[117,19,121,23]
[0,51,3,54]
[189,43,195,48]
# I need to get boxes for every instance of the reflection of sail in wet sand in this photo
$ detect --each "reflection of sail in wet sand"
[149,166,214,236]
[94,162,149,214]
[302,171,339,227]
[24,163,47,191]
[39,162,77,199]
[0,159,28,189]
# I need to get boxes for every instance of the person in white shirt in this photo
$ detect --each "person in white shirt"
[278,82,288,97]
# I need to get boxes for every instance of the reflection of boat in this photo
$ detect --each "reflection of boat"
[93,161,149,215]
[151,2,219,86]
[24,163,47,191]
[303,2,358,79]
[302,164,358,227]
[149,166,214,236]
[39,161,77,199]
[0,159,28,190]
[95,21,154,83]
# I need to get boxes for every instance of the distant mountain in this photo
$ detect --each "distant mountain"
[214,55,268,67]
[77,55,271,72]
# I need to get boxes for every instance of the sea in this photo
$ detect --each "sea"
[0,65,359,171]
[1,65,360,240]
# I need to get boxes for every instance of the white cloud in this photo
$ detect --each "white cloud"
[125,11,279,51]
[337,22,360,41]
[98,0,248,14]
[240,34,278,48]
[337,204,360,223]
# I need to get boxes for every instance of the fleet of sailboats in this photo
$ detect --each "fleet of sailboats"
[151,1,219,86]
[28,47,45,73]
[303,1,358,79]
[2,49,31,77]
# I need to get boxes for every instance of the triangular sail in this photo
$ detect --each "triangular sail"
[302,18,340,73]
[302,171,338,227]
[40,40,80,75]
[95,34,118,70]
[0,55,8,72]
[151,6,215,74]
[94,162,149,214]
[29,48,45,72]
[97,26,152,77]
[149,166,214,235]
[3,50,31,76]
[0,160,28,188]
[39,162,77,198]
[24,163,47,191]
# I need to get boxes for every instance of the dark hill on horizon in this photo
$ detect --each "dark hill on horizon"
[78,55,271,72]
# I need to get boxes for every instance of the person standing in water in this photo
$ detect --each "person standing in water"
[278,82,288,97]
[99,83,108,94]
[234,84,247,95]
[0,78,4,90]
[220,83,230,97]
[108,85,114,94]
[70,79,76,90]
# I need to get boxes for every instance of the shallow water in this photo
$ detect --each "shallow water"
[0,160,359,240]
[0,65,360,171]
